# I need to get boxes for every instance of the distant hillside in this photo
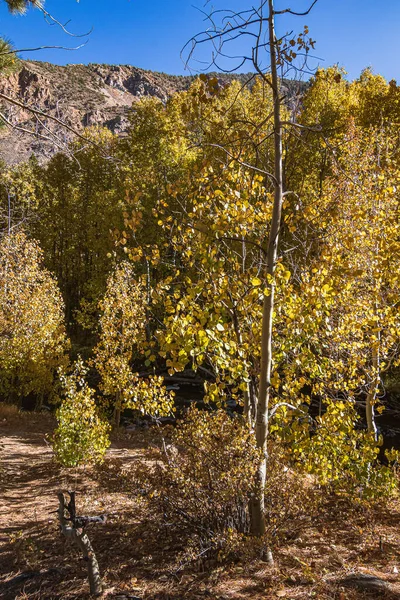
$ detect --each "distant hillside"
[0,61,305,164]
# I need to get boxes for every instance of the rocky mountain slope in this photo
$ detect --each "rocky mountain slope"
[0,61,304,165]
[0,61,202,164]
[0,62,258,165]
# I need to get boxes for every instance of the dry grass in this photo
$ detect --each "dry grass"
[0,403,21,422]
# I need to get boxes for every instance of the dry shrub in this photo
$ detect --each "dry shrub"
[0,402,21,421]
[138,409,261,540]
[133,408,318,560]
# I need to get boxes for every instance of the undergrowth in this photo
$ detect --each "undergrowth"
[130,408,319,562]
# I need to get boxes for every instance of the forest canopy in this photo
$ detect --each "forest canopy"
[2,68,400,463]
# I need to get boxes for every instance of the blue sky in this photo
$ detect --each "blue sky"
[1,0,400,81]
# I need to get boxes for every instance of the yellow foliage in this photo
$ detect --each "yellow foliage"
[93,261,174,419]
[0,231,69,403]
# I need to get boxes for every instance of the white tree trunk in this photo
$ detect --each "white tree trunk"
[252,0,284,546]
[366,339,379,441]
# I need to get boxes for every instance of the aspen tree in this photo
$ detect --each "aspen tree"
[184,0,320,541]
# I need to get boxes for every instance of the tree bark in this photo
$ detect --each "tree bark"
[366,338,379,441]
[252,0,283,546]
[114,391,121,428]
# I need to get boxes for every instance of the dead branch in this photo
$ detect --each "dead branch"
[0,91,94,146]
[188,141,278,184]
[0,43,88,56]
[37,4,93,38]
[57,491,103,596]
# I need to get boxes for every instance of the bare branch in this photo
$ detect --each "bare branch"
[38,5,93,38]
[0,91,105,153]
[0,42,88,56]
[0,110,66,152]
[189,142,278,184]
[270,402,309,419]
[274,0,319,16]
[281,120,322,132]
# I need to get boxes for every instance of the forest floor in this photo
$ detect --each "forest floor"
[1,411,400,600]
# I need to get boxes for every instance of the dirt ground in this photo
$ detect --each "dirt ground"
[1,413,400,600]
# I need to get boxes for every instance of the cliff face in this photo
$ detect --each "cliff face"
[0,61,196,164]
